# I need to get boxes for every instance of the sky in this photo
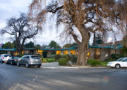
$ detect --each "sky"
[0,0,67,46]
[0,0,124,46]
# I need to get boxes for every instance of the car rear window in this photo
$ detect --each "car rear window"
[31,56,40,59]
[4,55,11,57]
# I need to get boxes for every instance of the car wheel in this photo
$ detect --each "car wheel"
[115,64,121,69]
[37,65,41,68]
[17,62,20,67]
[25,63,29,68]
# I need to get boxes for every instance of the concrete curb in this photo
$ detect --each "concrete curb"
[41,66,107,69]
[41,62,107,69]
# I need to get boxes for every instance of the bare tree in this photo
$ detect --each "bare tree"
[29,0,126,65]
[1,14,39,55]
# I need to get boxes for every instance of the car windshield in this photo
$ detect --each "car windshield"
[31,56,40,59]
[4,55,11,57]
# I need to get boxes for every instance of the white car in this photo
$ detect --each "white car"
[107,57,127,68]
[0,54,12,63]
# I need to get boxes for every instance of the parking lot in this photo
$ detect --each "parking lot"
[0,63,127,90]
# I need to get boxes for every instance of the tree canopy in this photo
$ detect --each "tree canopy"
[29,0,127,65]
[24,41,35,48]
[1,13,39,55]
[48,41,61,49]
[2,42,14,49]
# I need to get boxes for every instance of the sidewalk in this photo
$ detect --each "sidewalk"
[41,62,107,69]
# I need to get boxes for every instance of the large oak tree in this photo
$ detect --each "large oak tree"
[29,0,127,65]
[1,14,39,55]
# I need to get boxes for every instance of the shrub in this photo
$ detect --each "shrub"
[61,55,77,64]
[70,55,77,64]
[55,55,62,60]
[110,54,123,60]
[87,59,105,66]
[47,58,55,62]
[58,58,68,66]
[42,58,47,63]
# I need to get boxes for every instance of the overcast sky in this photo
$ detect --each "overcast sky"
[0,0,124,46]
[0,0,67,46]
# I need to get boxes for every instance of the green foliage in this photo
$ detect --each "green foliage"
[2,42,14,48]
[46,58,55,62]
[69,55,77,64]
[121,47,127,56]
[58,58,68,66]
[63,44,72,48]
[87,59,107,67]
[35,44,41,49]
[42,58,55,63]
[63,43,78,49]
[110,54,123,60]
[25,41,35,48]
[48,41,61,48]
[62,55,77,64]
[55,55,77,64]
[55,55,62,60]
[42,58,47,63]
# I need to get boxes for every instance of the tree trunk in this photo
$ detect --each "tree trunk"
[76,41,89,65]
[17,47,23,56]
[19,48,23,56]
[76,25,90,66]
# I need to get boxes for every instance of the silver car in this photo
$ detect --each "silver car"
[0,54,12,63]
[17,55,42,68]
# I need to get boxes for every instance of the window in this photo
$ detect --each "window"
[31,56,40,59]
[123,59,127,62]
[4,55,11,57]
[23,56,29,59]
[116,58,123,61]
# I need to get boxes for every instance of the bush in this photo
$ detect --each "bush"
[55,55,62,60]
[58,58,68,66]
[70,55,77,64]
[87,59,107,67]
[110,54,123,60]
[47,58,55,62]
[42,58,47,63]
[61,55,77,64]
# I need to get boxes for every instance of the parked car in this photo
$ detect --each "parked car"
[17,55,42,68]
[0,55,2,63]
[107,57,127,68]
[0,54,12,63]
[7,57,20,65]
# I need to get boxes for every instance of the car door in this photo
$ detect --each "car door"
[23,56,30,64]
[122,58,127,67]
[19,57,25,65]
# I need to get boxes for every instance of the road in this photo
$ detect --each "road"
[0,63,127,90]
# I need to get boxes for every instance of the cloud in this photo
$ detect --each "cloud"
[0,0,66,46]
[0,0,33,29]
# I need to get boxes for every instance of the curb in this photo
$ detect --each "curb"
[41,66,107,69]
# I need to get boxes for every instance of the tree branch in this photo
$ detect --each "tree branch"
[69,29,81,44]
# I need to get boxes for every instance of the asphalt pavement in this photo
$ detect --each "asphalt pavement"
[0,63,127,90]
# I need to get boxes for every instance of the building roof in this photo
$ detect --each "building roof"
[89,44,123,49]
[0,44,123,52]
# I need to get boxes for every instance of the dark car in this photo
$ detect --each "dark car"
[7,57,20,65]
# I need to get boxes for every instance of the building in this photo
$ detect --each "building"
[0,43,123,60]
